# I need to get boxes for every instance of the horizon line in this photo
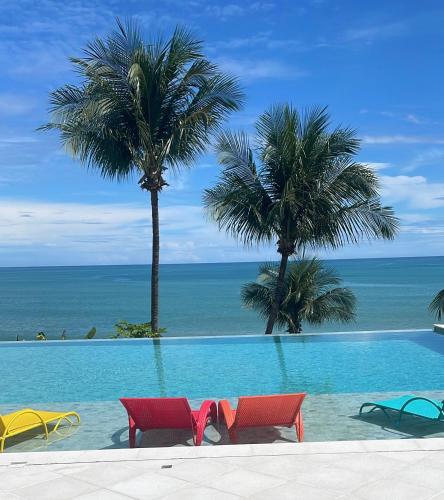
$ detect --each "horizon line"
[1,254,443,270]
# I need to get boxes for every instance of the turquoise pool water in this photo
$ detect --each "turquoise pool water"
[2,330,443,405]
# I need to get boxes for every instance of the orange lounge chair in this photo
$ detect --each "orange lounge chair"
[218,393,306,443]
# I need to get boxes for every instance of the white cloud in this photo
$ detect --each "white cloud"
[210,32,304,51]
[364,162,391,171]
[362,135,444,145]
[216,57,307,81]
[405,113,424,124]
[344,21,407,43]
[204,2,275,19]
[0,94,35,116]
[403,148,444,173]
[380,175,444,209]
[0,200,275,266]
[0,136,38,146]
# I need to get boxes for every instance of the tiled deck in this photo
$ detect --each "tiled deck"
[1,439,444,499]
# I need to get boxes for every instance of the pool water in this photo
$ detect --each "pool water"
[2,330,443,405]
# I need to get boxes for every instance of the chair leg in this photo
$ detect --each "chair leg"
[129,427,137,448]
[295,412,304,442]
[228,429,238,444]
[194,424,205,446]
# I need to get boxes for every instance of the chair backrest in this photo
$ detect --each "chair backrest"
[234,393,306,428]
[0,415,5,434]
[120,397,193,431]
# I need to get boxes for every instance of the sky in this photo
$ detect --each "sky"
[1,0,444,266]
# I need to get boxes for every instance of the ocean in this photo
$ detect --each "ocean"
[0,256,443,341]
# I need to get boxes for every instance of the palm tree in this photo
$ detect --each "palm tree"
[429,289,444,320]
[242,258,356,333]
[204,105,398,334]
[41,20,243,333]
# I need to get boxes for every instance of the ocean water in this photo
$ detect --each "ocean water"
[0,256,443,341]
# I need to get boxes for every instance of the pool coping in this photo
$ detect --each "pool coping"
[0,327,434,345]
[1,437,444,467]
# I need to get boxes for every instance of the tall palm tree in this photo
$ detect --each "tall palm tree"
[242,258,356,333]
[204,105,398,334]
[41,20,244,333]
[429,289,444,320]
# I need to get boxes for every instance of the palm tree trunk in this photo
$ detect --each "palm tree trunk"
[150,189,160,333]
[265,252,289,335]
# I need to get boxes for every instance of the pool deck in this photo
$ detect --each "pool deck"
[1,438,444,499]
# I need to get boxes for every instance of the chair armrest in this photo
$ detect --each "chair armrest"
[195,400,217,425]
[400,397,444,417]
[128,415,136,431]
[218,400,235,429]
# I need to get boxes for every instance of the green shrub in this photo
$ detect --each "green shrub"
[85,327,96,339]
[112,320,163,339]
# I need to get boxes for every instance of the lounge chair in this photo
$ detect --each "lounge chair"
[218,393,306,443]
[120,397,217,447]
[359,394,444,425]
[0,408,80,452]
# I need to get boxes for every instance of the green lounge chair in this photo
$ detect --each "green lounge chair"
[359,394,444,425]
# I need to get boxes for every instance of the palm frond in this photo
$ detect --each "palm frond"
[41,19,244,186]
[429,289,444,320]
[205,104,398,258]
[242,258,356,332]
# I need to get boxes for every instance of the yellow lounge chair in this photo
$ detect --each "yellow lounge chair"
[0,408,80,452]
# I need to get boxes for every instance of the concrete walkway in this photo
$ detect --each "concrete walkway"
[1,438,444,499]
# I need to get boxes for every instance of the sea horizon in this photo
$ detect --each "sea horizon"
[1,255,443,342]
[1,253,443,270]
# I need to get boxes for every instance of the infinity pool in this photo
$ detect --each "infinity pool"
[2,330,443,405]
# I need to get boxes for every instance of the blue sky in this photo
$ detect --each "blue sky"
[1,0,444,266]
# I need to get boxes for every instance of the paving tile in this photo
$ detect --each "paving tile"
[329,451,407,477]
[0,493,22,500]
[15,475,99,499]
[157,458,237,485]
[110,471,189,499]
[159,485,241,499]
[250,479,340,500]
[126,458,186,471]
[417,453,444,471]
[377,451,431,463]
[353,477,436,500]
[0,466,61,491]
[218,454,332,479]
[428,491,444,500]
[284,464,372,494]
[73,489,135,499]
[389,463,444,492]
[207,467,286,497]
[58,461,142,487]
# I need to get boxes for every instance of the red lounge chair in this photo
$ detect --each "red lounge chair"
[120,397,217,447]
[218,393,306,443]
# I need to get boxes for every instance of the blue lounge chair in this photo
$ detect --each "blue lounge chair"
[359,395,444,425]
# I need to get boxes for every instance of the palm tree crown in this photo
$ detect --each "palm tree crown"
[41,20,244,332]
[204,104,398,334]
[242,258,356,333]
